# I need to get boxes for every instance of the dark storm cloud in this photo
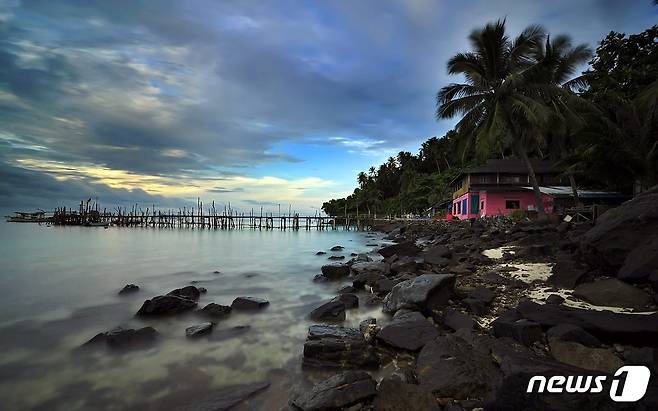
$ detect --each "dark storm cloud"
[0,0,655,208]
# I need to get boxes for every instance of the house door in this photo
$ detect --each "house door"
[471,194,480,215]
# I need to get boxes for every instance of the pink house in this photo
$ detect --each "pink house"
[449,159,560,218]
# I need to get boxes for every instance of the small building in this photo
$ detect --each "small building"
[449,159,628,219]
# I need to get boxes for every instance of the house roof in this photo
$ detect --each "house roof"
[520,186,628,198]
[464,158,557,174]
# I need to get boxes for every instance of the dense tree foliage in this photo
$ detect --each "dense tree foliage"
[322,24,658,217]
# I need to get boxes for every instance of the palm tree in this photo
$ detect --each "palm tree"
[437,19,561,217]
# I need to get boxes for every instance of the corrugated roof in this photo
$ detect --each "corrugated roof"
[521,186,627,198]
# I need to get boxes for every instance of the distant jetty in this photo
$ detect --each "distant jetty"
[7,199,374,231]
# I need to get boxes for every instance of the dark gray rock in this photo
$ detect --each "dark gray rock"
[549,256,589,288]
[359,318,377,334]
[328,255,345,260]
[350,261,390,277]
[469,287,495,305]
[515,301,658,346]
[136,295,197,316]
[390,256,417,274]
[420,245,452,265]
[231,296,269,310]
[352,272,386,290]
[372,378,439,411]
[316,251,327,255]
[463,297,489,316]
[310,300,346,322]
[372,277,395,296]
[337,285,356,294]
[198,303,232,318]
[548,339,622,373]
[443,309,475,331]
[321,264,350,280]
[167,285,201,301]
[376,310,439,351]
[545,294,565,305]
[303,325,379,369]
[378,241,421,258]
[83,326,158,350]
[546,324,602,347]
[330,245,344,251]
[332,293,358,309]
[573,278,652,310]
[382,274,455,314]
[416,334,499,399]
[492,313,543,346]
[619,234,658,281]
[292,371,376,411]
[186,322,213,338]
[118,284,139,295]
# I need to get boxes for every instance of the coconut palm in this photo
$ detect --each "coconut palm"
[437,19,562,216]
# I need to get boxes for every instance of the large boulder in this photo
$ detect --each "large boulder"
[332,293,358,309]
[321,264,350,280]
[375,310,439,351]
[136,295,197,316]
[185,322,213,338]
[350,261,390,277]
[382,274,455,314]
[291,371,376,411]
[580,189,658,280]
[573,278,653,310]
[231,296,269,310]
[303,325,379,369]
[83,326,158,350]
[310,300,346,322]
[390,256,417,274]
[514,301,658,346]
[379,241,421,258]
[492,312,543,346]
[416,334,500,399]
[167,285,201,301]
[198,303,232,318]
[548,255,589,288]
[546,324,602,347]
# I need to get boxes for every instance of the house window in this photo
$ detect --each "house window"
[505,200,520,209]
[456,202,460,214]
[481,201,485,210]
[462,199,467,215]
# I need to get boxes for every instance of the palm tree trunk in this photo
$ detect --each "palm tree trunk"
[519,149,546,218]
[568,173,581,207]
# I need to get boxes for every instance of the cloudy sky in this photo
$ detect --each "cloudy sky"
[0,0,655,213]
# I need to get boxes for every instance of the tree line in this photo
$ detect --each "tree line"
[322,21,657,218]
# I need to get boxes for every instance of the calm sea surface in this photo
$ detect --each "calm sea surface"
[0,221,386,410]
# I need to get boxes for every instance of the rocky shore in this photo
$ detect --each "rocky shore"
[288,187,658,411]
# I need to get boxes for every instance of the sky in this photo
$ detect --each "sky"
[0,0,656,214]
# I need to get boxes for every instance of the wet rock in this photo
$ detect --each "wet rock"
[516,244,552,258]
[186,322,213,338]
[548,339,622,373]
[372,277,395,296]
[420,245,452,265]
[167,285,201,301]
[573,278,652,310]
[350,261,390,277]
[136,295,197,316]
[545,294,565,305]
[352,272,386,290]
[338,285,356,294]
[623,347,658,373]
[416,334,499,399]
[198,303,232,318]
[310,300,346,322]
[83,326,158,350]
[321,264,350,280]
[303,325,379,369]
[443,309,475,331]
[619,234,658,281]
[333,293,359,309]
[359,318,377,334]
[376,310,439,351]
[118,284,139,295]
[546,324,602,347]
[180,381,269,411]
[515,301,658,346]
[316,251,327,255]
[378,241,421,258]
[328,255,345,260]
[198,287,207,293]
[330,245,345,251]
[492,312,543,346]
[382,274,455,314]
[231,296,269,310]
[291,371,376,411]
[355,253,372,262]
[372,378,439,411]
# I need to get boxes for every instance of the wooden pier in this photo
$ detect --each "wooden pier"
[40,199,373,231]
